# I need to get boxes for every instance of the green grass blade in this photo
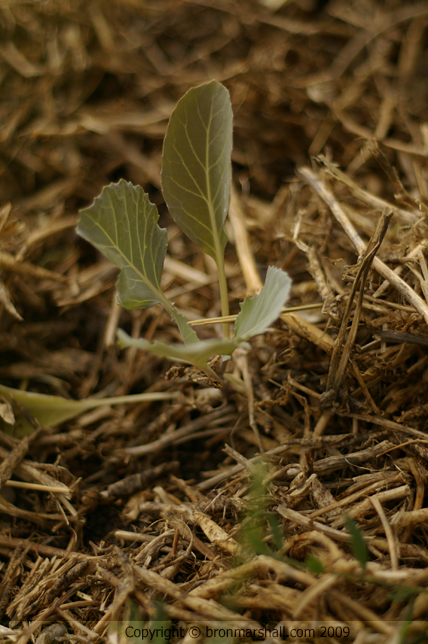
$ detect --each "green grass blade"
[234,267,292,340]
[77,179,172,314]
[344,516,368,571]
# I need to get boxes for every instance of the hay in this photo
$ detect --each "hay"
[1,0,428,641]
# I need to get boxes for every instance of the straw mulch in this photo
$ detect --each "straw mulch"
[1,0,428,642]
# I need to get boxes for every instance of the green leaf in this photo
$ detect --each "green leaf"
[150,601,170,644]
[344,516,368,571]
[398,597,416,644]
[117,329,244,379]
[267,512,284,552]
[77,179,171,312]
[244,522,272,557]
[161,80,232,266]
[77,180,198,345]
[305,555,325,575]
[171,308,199,345]
[388,586,419,602]
[0,383,179,435]
[234,267,292,340]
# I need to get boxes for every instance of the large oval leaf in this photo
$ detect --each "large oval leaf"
[161,80,232,265]
[77,179,169,311]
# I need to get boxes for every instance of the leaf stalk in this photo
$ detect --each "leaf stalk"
[217,259,230,338]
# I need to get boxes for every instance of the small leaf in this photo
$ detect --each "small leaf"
[77,180,171,312]
[0,383,179,435]
[161,80,232,267]
[117,329,244,378]
[344,516,368,570]
[234,267,292,340]
[171,308,199,345]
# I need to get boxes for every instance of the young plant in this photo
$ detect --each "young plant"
[237,462,284,560]
[77,81,291,379]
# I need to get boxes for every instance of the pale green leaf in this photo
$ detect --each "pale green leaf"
[344,516,368,571]
[234,267,292,340]
[171,308,199,345]
[161,80,232,266]
[77,179,171,312]
[117,329,244,378]
[0,383,179,435]
[305,555,325,575]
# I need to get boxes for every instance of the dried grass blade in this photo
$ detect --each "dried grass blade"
[229,184,263,296]
[299,166,428,326]
[324,208,392,403]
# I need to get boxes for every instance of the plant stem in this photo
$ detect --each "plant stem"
[217,259,230,338]
[157,291,175,317]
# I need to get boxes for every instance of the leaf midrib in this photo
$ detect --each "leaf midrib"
[204,95,223,270]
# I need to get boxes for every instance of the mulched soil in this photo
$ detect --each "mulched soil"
[2,0,428,642]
